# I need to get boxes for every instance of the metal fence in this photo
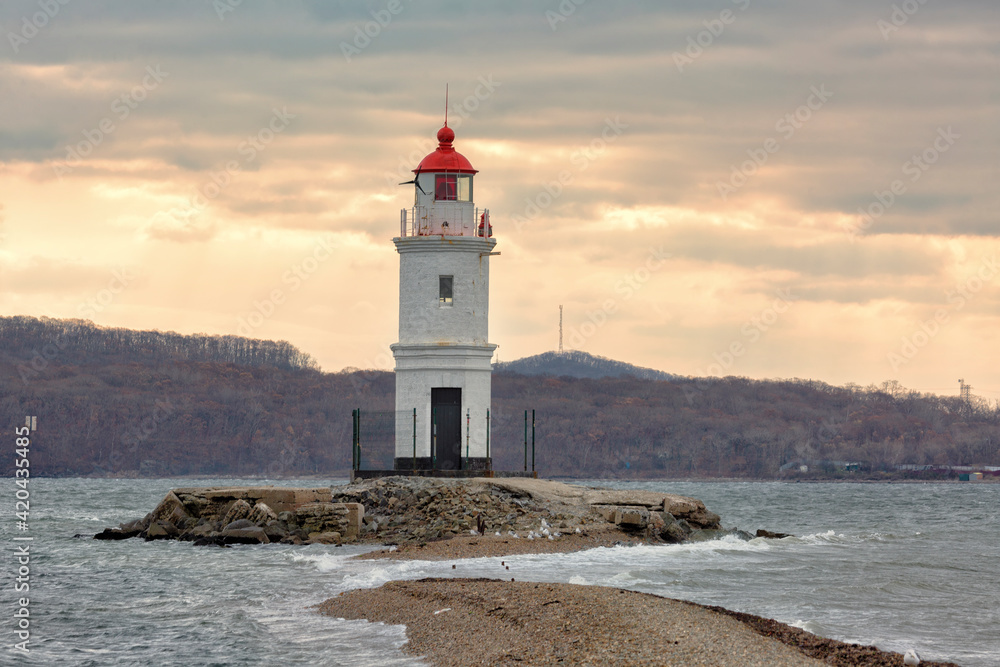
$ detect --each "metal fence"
[351,409,413,471]
[350,407,537,473]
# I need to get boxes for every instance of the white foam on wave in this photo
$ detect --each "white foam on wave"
[672,534,773,553]
[248,594,420,665]
[786,529,851,545]
[789,619,827,636]
[287,550,358,573]
[788,529,898,546]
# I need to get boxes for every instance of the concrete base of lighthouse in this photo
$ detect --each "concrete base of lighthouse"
[391,342,495,472]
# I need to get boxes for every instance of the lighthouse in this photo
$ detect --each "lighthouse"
[391,123,497,472]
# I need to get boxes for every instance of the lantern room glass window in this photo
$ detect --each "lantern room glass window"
[435,174,472,202]
[439,275,453,305]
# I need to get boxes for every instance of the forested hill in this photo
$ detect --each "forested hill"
[495,350,676,381]
[1,316,318,378]
[2,316,997,478]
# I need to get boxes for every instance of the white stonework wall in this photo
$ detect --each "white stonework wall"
[391,345,495,459]
[395,236,495,345]
[392,235,497,461]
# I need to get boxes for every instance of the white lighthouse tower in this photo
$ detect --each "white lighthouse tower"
[391,123,496,472]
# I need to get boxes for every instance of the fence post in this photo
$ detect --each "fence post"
[465,408,470,470]
[412,408,417,471]
[532,409,536,473]
[486,409,491,470]
[524,410,528,472]
[356,408,362,471]
[432,407,437,470]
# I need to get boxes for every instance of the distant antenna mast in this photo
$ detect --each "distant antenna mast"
[559,305,564,353]
[959,378,972,404]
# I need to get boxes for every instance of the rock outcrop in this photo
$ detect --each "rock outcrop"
[94,486,364,546]
[95,478,735,547]
[327,476,724,545]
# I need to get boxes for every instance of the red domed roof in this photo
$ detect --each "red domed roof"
[414,125,478,174]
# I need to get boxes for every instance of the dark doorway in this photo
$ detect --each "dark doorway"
[432,388,462,470]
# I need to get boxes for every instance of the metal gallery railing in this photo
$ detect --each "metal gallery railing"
[399,207,492,238]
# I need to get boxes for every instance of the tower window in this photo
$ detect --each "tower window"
[435,174,472,202]
[439,275,453,305]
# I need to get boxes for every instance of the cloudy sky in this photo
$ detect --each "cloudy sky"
[1,0,998,400]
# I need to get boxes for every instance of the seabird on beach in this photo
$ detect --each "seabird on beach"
[903,649,920,665]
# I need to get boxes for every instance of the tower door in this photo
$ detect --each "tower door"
[432,388,462,470]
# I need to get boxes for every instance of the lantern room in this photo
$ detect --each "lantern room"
[400,124,491,238]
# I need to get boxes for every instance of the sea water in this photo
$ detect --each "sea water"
[2,478,996,666]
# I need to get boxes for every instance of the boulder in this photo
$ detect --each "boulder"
[150,491,190,527]
[592,505,622,524]
[119,518,148,532]
[190,523,218,538]
[618,507,650,528]
[686,508,722,530]
[756,529,792,539]
[222,499,253,525]
[249,502,278,525]
[307,531,342,545]
[175,492,210,516]
[263,521,289,541]
[220,526,269,544]
[94,527,141,541]
[222,518,256,532]
[661,519,692,543]
[145,521,179,541]
[686,528,724,542]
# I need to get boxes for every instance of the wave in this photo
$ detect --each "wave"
[789,619,829,636]
[780,529,904,546]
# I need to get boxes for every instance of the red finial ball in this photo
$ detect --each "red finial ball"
[437,125,455,145]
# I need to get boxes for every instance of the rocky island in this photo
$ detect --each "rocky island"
[94,476,728,554]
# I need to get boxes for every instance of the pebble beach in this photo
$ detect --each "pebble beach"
[321,577,962,666]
